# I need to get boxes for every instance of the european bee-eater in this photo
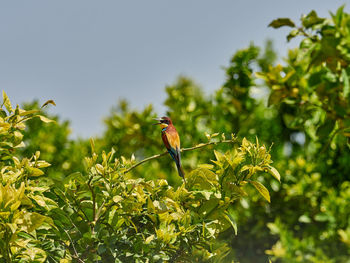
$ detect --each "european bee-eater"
[154,116,185,178]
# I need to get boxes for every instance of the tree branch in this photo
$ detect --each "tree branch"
[123,139,236,174]
[64,229,85,263]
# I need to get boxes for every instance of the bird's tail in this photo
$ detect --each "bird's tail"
[176,162,185,178]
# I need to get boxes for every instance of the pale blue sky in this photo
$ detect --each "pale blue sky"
[1,1,347,137]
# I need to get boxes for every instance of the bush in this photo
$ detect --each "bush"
[0,92,279,262]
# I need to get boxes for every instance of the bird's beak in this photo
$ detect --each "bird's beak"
[153,118,162,125]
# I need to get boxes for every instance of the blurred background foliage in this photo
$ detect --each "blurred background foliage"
[3,5,350,262]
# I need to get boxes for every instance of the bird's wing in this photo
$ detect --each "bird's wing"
[162,131,181,163]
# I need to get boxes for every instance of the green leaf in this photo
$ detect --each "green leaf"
[19,109,40,116]
[314,213,329,222]
[28,167,45,177]
[186,168,218,190]
[287,29,299,42]
[308,71,324,87]
[342,69,350,99]
[250,181,270,203]
[2,91,12,112]
[213,150,225,163]
[198,163,214,170]
[147,197,156,213]
[268,90,285,106]
[316,119,336,139]
[224,212,237,235]
[36,160,51,168]
[302,10,325,28]
[196,190,213,200]
[198,198,220,217]
[0,108,6,118]
[10,200,21,211]
[30,194,57,209]
[267,166,281,182]
[330,5,345,27]
[36,115,55,123]
[113,195,123,203]
[268,18,295,28]
[13,142,26,148]
[27,212,48,232]
[211,132,219,137]
[299,214,311,223]
[63,172,85,185]
[0,211,10,219]
[90,138,96,153]
[145,234,155,244]
[13,131,23,145]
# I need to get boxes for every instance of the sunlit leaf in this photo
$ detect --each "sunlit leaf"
[342,69,350,99]
[267,166,281,182]
[145,234,155,244]
[113,195,123,203]
[36,115,55,123]
[224,212,238,235]
[28,167,44,177]
[250,181,270,203]
[2,90,12,112]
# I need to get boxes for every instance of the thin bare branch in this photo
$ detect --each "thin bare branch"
[123,139,236,174]
[64,229,85,263]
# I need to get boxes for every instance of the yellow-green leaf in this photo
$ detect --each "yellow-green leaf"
[28,212,48,232]
[0,211,10,219]
[250,181,270,203]
[28,167,44,177]
[221,133,226,140]
[198,163,214,170]
[10,200,21,211]
[19,109,40,116]
[113,195,123,203]
[14,141,25,148]
[36,161,51,168]
[224,212,238,235]
[95,164,104,174]
[145,234,155,244]
[36,115,55,123]
[267,166,281,182]
[147,197,156,213]
[214,150,225,163]
[2,91,12,112]
[14,130,23,144]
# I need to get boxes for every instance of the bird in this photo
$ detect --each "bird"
[154,116,185,178]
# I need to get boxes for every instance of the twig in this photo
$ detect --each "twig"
[64,229,85,263]
[123,139,236,174]
[87,177,97,228]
